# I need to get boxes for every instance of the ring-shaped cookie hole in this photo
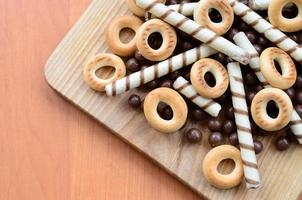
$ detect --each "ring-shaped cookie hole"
[147,32,163,50]
[119,27,135,44]
[144,88,188,133]
[217,159,235,175]
[251,88,293,131]
[260,47,296,89]
[191,58,229,99]
[136,19,177,61]
[268,0,302,32]
[282,3,299,18]
[157,102,173,120]
[95,65,116,80]
[194,0,234,35]
[83,53,126,91]
[204,71,217,88]
[266,100,280,119]
[208,8,223,23]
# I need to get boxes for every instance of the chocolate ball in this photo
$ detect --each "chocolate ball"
[134,50,148,65]
[254,44,263,54]
[285,88,295,99]
[253,139,263,154]
[255,85,263,92]
[294,74,302,88]
[223,120,236,135]
[128,94,141,108]
[208,118,223,132]
[238,22,249,31]
[226,28,239,41]
[246,31,257,44]
[246,91,256,104]
[226,106,235,120]
[168,71,181,80]
[161,106,173,120]
[145,80,158,90]
[228,132,239,146]
[192,108,207,121]
[186,128,202,143]
[208,132,224,147]
[295,105,302,118]
[244,72,257,85]
[126,58,140,73]
[214,53,226,63]
[275,136,290,151]
[295,90,302,104]
[159,79,173,88]
[257,36,270,47]
[181,41,193,51]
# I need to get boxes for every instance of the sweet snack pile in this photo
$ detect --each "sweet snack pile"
[83,0,302,190]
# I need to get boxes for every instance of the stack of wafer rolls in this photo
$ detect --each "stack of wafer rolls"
[136,0,250,65]
[173,77,222,117]
[227,62,261,189]
[228,0,302,65]
[233,32,302,144]
[105,45,217,96]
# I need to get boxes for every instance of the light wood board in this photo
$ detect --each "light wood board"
[44,0,302,199]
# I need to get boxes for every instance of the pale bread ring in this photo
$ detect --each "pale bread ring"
[203,145,244,189]
[83,53,126,91]
[251,88,293,132]
[260,47,296,89]
[193,0,234,35]
[143,88,188,133]
[136,19,177,61]
[106,16,143,57]
[190,58,229,99]
[127,0,166,17]
[268,0,302,32]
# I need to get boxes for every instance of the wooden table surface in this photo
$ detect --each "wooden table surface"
[0,0,201,199]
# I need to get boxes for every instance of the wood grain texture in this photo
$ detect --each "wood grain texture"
[0,0,200,199]
[44,0,302,199]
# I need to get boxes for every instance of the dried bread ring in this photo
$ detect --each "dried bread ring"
[193,0,234,35]
[83,53,126,91]
[106,15,143,57]
[268,0,302,32]
[251,88,293,131]
[144,88,188,133]
[190,58,229,99]
[203,145,244,189]
[136,19,177,61]
[260,47,296,90]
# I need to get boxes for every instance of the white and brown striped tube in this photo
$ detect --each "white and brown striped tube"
[136,0,250,65]
[229,0,302,64]
[105,45,217,96]
[173,77,221,117]
[227,62,261,189]
[248,0,270,10]
[233,32,269,86]
[233,32,302,144]
[145,2,196,20]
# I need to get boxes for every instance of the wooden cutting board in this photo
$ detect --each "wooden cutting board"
[44,0,302,199]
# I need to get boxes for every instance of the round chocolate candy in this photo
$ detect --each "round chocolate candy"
[228,132,239,146]
[128,94,141,108]
[208,118,223,132]
[253,139,263,154]
[208,132,224,147]
[275,136,290,151]
[185,128,202,143]
[126,58,140,73]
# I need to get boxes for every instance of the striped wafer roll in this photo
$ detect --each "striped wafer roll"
[227,62,261,189]
[248,0,270,10]
[105,45,217,96]
[233,32,269,86]
[229,0,302,64]
[136,0,250,65]
[233,32,302,144]
[173,77,222,117]
[145,2,196,20]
